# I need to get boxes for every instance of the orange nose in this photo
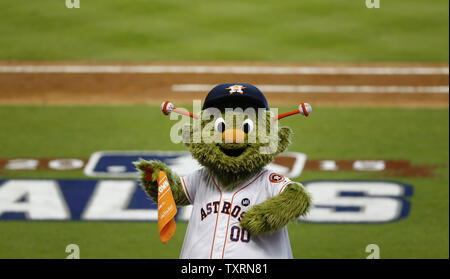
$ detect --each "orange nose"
[222,129,247,143]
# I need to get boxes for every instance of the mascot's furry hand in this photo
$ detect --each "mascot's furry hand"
[239,182,311,235]
[134,160,190,206]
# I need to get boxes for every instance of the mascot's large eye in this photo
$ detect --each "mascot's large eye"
[214,117,226,133]
[242,119,254,134]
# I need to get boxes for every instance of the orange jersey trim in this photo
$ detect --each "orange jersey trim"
[210,175,223,259]
[181,177,193,204]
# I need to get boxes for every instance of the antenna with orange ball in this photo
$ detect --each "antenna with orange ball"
[161,101,199,119]
[160,101,311,120]
[273,102,312,120]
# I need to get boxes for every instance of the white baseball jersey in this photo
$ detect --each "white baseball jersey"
[179,167,294,259]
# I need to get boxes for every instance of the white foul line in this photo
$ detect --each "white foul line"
[0,65,448,75]
[172,84,449,94]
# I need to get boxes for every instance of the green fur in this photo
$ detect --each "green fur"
[239,182,312,235]
[135,109,312,236]
[187,111,292,191]
[133,159,190,206]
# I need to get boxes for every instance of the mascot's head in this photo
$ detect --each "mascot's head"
[162,83,311,190]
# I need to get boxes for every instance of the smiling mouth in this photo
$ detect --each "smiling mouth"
[220,146,247,157]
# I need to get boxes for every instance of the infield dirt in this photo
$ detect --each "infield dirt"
[0,62,448,107]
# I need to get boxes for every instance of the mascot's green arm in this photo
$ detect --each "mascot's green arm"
[239,182,312,236]
[134,159,190,206]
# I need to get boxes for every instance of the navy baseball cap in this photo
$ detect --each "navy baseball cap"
[202,83,269,111]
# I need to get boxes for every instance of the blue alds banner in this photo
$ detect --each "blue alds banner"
[0,179,412,223]
[0,179,166,221]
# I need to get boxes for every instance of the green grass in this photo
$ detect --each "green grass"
[0,221,185,259]
[0,105,448,258]
[0,0,448,62]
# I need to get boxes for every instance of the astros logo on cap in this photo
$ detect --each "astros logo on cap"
[226,85,246,95]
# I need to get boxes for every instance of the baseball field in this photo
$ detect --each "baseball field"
[0,0,448,259]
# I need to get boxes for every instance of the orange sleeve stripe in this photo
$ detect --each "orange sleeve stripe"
[279,181,291,194]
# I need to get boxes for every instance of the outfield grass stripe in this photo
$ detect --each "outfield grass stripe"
[172,84,449,94]
[0,65,448,75]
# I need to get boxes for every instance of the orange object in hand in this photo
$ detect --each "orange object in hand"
[156,170,177,243]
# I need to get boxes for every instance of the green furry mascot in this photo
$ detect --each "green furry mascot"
[135,83,312,259]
